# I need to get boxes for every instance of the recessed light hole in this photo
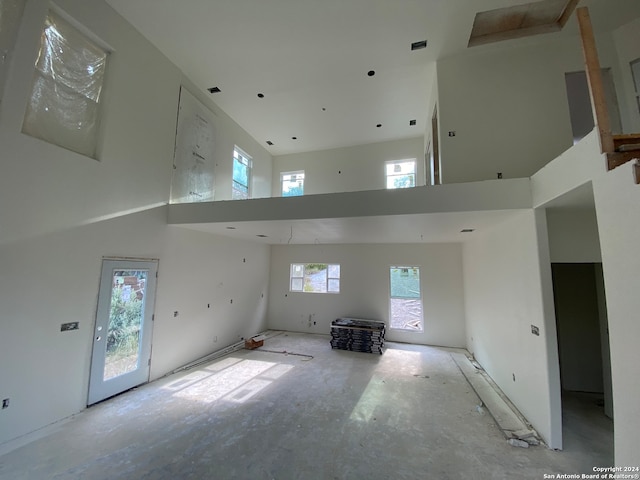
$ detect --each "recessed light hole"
[367,70,375,77]
[257,93,264,98]
[376,124,382,128]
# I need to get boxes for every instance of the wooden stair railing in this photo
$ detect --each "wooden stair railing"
[577,7,640,184]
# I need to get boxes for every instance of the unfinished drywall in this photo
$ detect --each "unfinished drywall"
[0,0,272,448]
[546,208,602,263]
[612,17,640,133]
[532,127,640,462]
[591,162,640,465]
[551,263,604,393]
[271,137,424,196]
[0,207,166,446]
[436,33,623,183]
[151,227,270,379]
[267,243,466,347]
[463,210,561,448]
[0,0,180,246]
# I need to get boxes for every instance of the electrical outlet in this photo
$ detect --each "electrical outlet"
[173,311,179,317]
[60,322,79,332]
[531,325,540,336]
[2,398,9,409]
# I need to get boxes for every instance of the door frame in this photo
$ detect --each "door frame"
[88,258,158,405]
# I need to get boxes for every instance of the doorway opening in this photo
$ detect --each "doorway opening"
[543,184,613,459]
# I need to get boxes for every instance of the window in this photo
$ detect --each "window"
[232,147,252,199]
[385,160,416,189]
[389,266,423,331]
[281,171,304,197]
[290,263,340,293]
[22,10,108,158]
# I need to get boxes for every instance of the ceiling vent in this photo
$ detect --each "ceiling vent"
[411,40,427,51]
[207,86,221,93]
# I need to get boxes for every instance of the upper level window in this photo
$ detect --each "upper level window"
[281,171,304,197]
[290,263,340,293]
[22,10,108,158]
[232,147,252,199]
[385,159,416,189]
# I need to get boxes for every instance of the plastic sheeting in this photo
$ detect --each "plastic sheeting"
[22,10,107,158]
[170,87,216,203]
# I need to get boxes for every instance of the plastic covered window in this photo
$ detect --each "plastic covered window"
[22,10,107,158]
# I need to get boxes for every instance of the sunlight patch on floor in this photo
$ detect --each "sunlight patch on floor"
[161,356,295,404]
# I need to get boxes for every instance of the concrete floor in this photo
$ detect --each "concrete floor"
[0,333,613,479]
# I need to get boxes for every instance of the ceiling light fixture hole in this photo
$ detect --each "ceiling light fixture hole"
[367,70,375,77]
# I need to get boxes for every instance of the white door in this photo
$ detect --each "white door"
[88,259,158,405]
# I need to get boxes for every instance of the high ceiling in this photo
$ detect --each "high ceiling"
[105,0,639,157]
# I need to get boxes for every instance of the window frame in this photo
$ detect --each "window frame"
[22,9,109,159]
[280,170,305,197]
[232,146,252,200]
[290,263,340,294]
[388,265,423,332]
[385,159,417,189]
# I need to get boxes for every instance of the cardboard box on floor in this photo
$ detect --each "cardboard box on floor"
[244,335,266,349]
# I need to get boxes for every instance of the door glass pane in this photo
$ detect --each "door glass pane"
[104,269,147,380]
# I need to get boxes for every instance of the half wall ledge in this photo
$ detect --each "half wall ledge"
[167,178,532,225]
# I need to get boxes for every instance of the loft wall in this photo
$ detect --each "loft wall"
[267,243,466,348]
[0,0,271,447]
[436,33,626,184]
[271,137,424,196]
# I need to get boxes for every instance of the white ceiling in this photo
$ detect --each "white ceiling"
[105,0,640,157]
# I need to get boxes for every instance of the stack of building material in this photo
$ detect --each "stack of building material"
[330,318,385,354]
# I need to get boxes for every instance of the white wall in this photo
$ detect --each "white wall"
[267,243,466,348]
[0,208,166,446]
[151,227,270,379]
[546,208,602,263]
[436,34,624,184]
[531,124,640,462]
[612,17,640,133]
[0,0,181,246]
[0,0,271,447]
[463,210,561,448]
[591,162,640,465]
[271,137,424,196]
